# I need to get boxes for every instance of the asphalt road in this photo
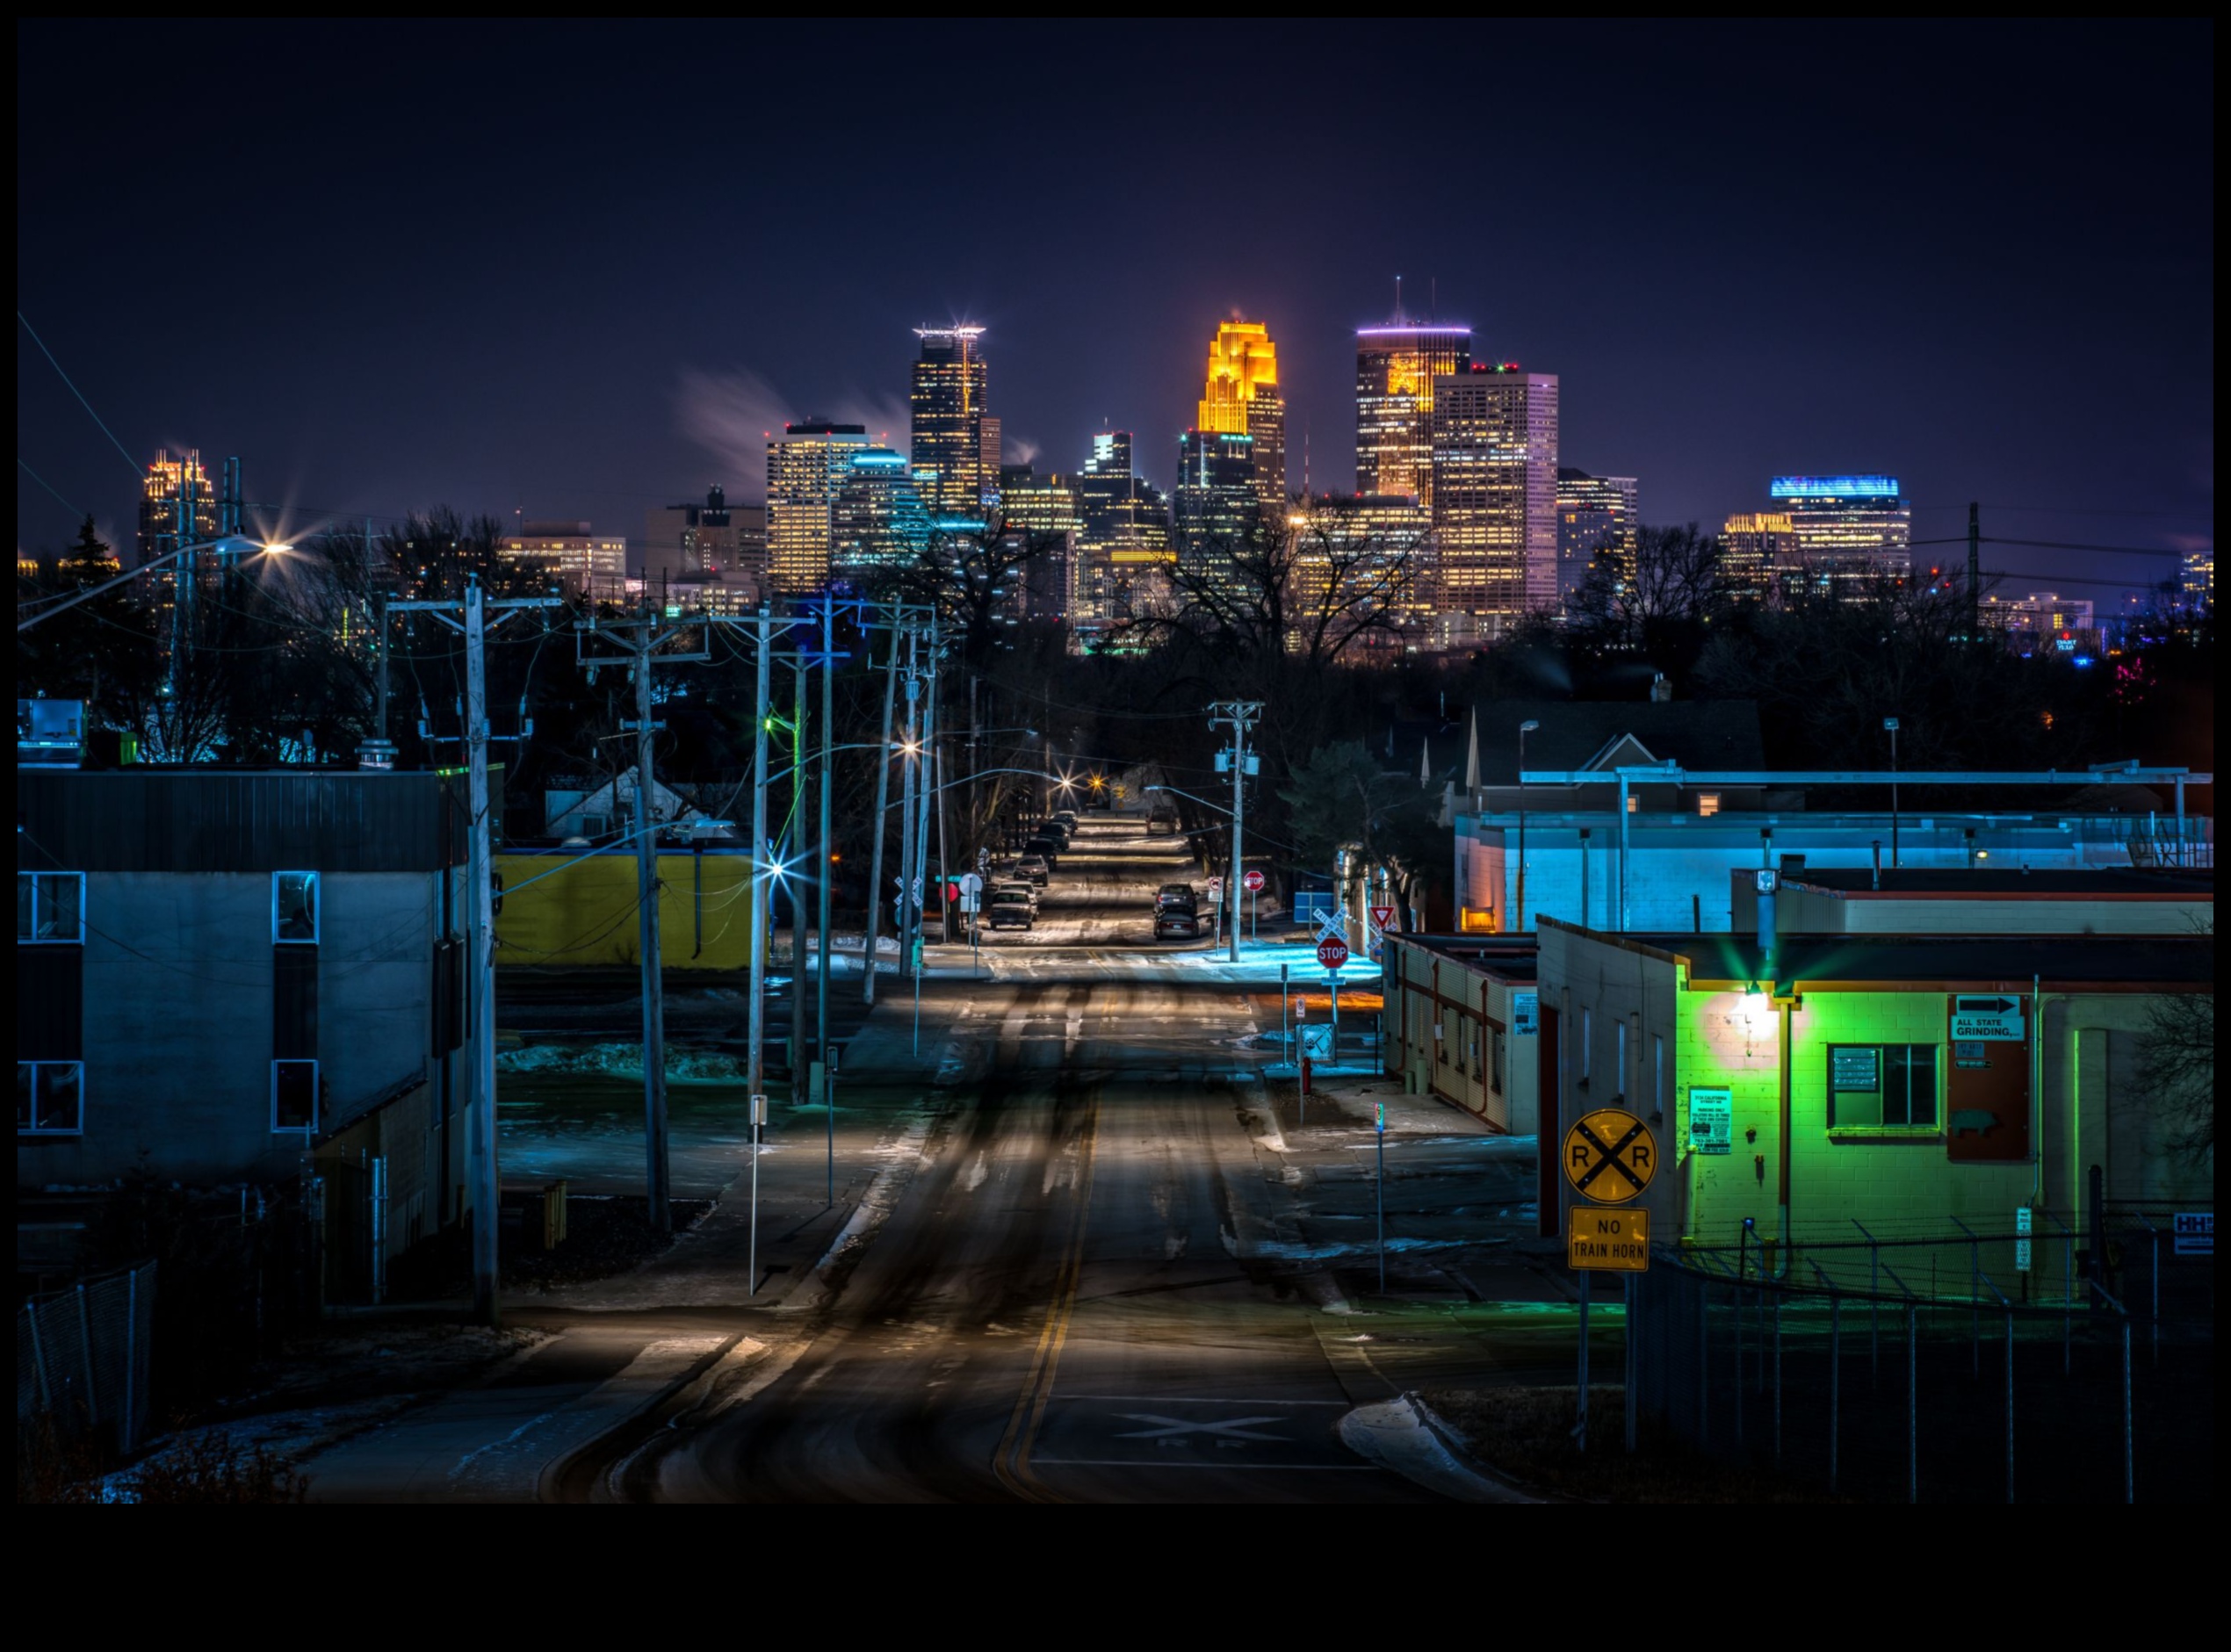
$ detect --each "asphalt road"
[582,818,1434,1502]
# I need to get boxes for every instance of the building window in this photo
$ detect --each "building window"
[16,872,83,944]
[1626,795,1639,813]
[1828,1043,1938,1129]
[273,872,320,944]
[18,1061,83,1135]
[1696,792,1722,818]
[272,1059,319,1133]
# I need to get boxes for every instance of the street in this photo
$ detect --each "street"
[304,816,1561,1503]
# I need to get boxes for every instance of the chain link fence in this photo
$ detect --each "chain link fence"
[1628,1217,2211,1502]
[17,1261,157,1457]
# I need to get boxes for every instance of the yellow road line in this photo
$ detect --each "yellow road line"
[994,1093,1101,1502]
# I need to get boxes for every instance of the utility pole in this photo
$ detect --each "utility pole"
[789,649,809,1103]
[1967,501,1982,643]
[898,625,921,1034]
[392,579,560,1324]
[863,621,901,1006]
[817,597,836,1203]
[574,609,709,1236]
[911,619,940,1049]
[1209,700,1263,963]
[747,608,773,1295]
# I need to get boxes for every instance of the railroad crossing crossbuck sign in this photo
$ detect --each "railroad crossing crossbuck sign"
[1562,1107,1657,1205]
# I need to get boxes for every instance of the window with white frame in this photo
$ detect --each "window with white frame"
[17,872,83,943]
[272,1059,319,1132]
[18,1061,83,1135]
[1828,1043,1939,1129]
[273,872,320,944]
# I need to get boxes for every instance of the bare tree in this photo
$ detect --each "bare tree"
[1570,523,1736,651]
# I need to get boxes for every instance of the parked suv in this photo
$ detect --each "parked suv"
[988,887,1036,929]
[1023,834,1061,868]
[1017,854,1051,886]
[1154,882,1197,913]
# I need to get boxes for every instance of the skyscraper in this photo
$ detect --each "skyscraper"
[832,447,931,580]
[998,464,1082,624]
[1771,476,1912,598]
[1718,511,1796,602]
[1556,467,1640,610]
[1173,430,1260,548]
[1197,321,1286,509]
[1074,430,1171,630]
[1355,321,1471,508]
[137,447,220,568]
[910,325,993,518]
[767,421,870,594]
[643,486,766,595]
[1429,364,1559,634]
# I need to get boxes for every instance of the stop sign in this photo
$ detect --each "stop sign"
[1316,936,1350,971]
[1242,869,1265,892]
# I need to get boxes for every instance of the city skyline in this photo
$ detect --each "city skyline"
[15,19,2213,608]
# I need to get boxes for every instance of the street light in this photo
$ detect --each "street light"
[1515,719,1541,932]
[1883,716,1902,869]
[17,535,292,631]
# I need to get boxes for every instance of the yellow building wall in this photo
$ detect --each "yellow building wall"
[495,850,754,970]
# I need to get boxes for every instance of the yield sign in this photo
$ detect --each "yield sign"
[1561,1107,1657,1204]
[1369,905,1396,930]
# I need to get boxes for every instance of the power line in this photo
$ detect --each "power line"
[17,313,142,479]
[17,458,83,522]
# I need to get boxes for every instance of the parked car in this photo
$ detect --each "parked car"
[1023,834,1060,867]
[1146,807,1180,836]
[1155,882,1198,913]
[993,879,1039,913]
[1017,855,1051,886]
[1052,811,1078,830]
[1154,905,1203,940]
[988,888,1036,929]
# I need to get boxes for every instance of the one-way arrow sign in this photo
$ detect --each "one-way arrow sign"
[1957,995,2020,1015]
[1951,995,2025,1041]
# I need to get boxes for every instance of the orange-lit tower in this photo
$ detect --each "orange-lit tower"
[1197,321,1286,508]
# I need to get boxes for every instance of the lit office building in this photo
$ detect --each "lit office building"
[1173,429,1261,554]
[1719,511,1796,602]
[998,464,1082,624]
[1429,364,1559,635]
[1771,475,1912,597]
[1355,322,1471,509]
[831,447,932,580]
[643,486,766,598]
[137,448,220,568]
[501,521,628,598]
[1289,491,1433,650]
[1556,467,1639,609]
[1197,321,1286,509]
[767,421,870,594]
[1075,430,1172,629]
[2180,545,2213,612]
[910,325,995,518]
[1982,590,2097,647]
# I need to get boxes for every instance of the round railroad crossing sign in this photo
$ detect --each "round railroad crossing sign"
[1316,936,1350,971]
[1242,869,1265,892]
[1561,1107,1658,1205]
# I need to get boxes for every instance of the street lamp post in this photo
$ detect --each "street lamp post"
[1515,719,1540,932]
[1884,717,1902,869]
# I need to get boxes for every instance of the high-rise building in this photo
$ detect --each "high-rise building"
[502,521,628,598]
[1719,511,1796,602]
[2179,545,2213,612]
[767,421,870,594]
[998,464,1082,624]
[1355,322,1471,508]
[1074,430,1171,630]
[910,325,993,518]
[1197,321,1286,509]
[1289,492,1433,650]
[1556,468,1640,609]
[832,447,931,580]
[1173,429,1260,548]
[643,486,766,595]
[1429,364,1559,634]
[1771,475,1912,598]
[137,448,220,568]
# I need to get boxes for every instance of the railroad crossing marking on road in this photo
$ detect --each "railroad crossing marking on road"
[1113,1413,1287,1443]
[1951,994,2025,1041]
[1562,1107,1657,1204]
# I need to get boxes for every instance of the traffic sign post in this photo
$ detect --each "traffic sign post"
[1559,1106,1658,1458]
[1316,936,1347,1055]
[1244,867,1263,941]
[1375,1099,1388,1295]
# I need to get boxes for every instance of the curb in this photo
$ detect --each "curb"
[1337,1391,1541,1504]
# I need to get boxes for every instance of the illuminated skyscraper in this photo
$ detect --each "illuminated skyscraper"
[2178,545,2213,612]
[999,464,1082,624]
[1198,321,1286,508]
[1719,511,1796,602]
[137,448,220,568]
[832,447,931,581]
[1173,430,1260,545]
[1771,476,1912,598]
[767,421,870,593]
[1355,321,1471,508]
[910,325,994,518]
[1556,468,1639,609]
[1428,364,1559,635]
[1075,430,1171,630]
[1288,492,1433,652]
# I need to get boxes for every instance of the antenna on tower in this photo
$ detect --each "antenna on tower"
[1393,275,1404,323]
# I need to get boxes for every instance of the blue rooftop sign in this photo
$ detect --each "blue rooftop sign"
[1770,475,1900,499]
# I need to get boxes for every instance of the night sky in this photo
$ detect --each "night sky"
[15,20,2214,598]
